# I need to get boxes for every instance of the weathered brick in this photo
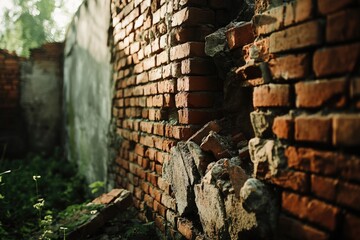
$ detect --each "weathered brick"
[270,170,308,192]
[327,8,360,43]
[318,0,355,15]
[243,38,270,63]
[178,108,216,124]
[295,115,331,144]
[333,114,360,146]
[282,192,340,230]
[181,58,216,75]
[253,5,285,35]
[337,181,360,211]
[177,76,219,91]
[343,213,360,240]
[269,54,310,80]
[175,92,214,108]
[269,20,323,53]
[311,175,338,201]
[171,26,213,44]
[313,43,360,77]
[272,115,294,139]
[187,120,222,145]
[170,42,206,61]
[171,7,215,27]
[253,84,291,107]
[177,218,194,240]
[295,78,347,108]
[279,215,329,240]
[284,0,313,26]
[225,22,254,50]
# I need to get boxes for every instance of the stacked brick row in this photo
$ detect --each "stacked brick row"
[234,0,360,239]
[110,0,234,236]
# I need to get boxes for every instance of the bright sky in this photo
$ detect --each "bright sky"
[0,0,84,40]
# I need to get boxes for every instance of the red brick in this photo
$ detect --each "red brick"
[161,193,176,210]
[171,125,197,140]
[181,58,216,75]
[285,147,340,175]
[157,177,171,194]
[270,170,308,192]
[177,218,194,240]
[135,144,145,157]
[243,38,270,63]
[272,115,294,139]
[268,54,310,80]
[170,42,206,61]
[140,121,153,134]
[156,50,168,66]
[171,26,213,44]
[175,92,214,108]
[313,43,360,77]
[327,8,360,43]
[171,7,215,27]
[295,77,346,108]
[311,175,338,201]
[343,213,360,240]
[279,215,329,240]
[158,80,175,94]
[253,5,285,35]
[225,22,254,50]
[282,192,340,230]
[350,77,360,98]
[318,0,355,15]
[177,76,219,91]
[295,115,332,143]
[284,0,313,26]
[269,20,323,53]
[143,56,156,71]
[253,84,291,107]
[178,108,216,124]
[333,114,360,146]
[187,120,222,144]
[337,181,360,211]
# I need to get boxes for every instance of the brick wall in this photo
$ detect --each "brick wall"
[246,0,360,239]
[111,0,360,238]
[0,49,25,155]
[110,0,243,236]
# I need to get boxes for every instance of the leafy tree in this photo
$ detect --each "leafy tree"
[0,0,63,56]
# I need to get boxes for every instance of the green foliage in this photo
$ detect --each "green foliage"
[0,0,63,56]
[89,181,105,195]
[0,150,88,239]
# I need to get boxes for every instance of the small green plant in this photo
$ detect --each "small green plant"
[89,181,105,195]
[0,150,88,239]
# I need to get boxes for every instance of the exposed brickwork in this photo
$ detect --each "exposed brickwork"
[110,0,226,237]
[249,0,360,238]
[110,0,360,238]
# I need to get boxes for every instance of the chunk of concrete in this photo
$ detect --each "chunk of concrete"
[248,137,285,178]
[200,131,233,159]
[186,140,215,177]
[250,110,275,137]
[224,193,257,240]
[194,182,229,239]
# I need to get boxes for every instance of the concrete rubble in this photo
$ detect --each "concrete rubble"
[162,120,279,239]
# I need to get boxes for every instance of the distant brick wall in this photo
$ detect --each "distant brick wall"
[246,0,360,239]
[111,0,360,238]
[0,49,25,155]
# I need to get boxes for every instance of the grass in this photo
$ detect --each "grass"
[0,149,88,239]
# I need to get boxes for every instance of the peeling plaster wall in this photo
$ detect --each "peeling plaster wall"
[63,0,112,185]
